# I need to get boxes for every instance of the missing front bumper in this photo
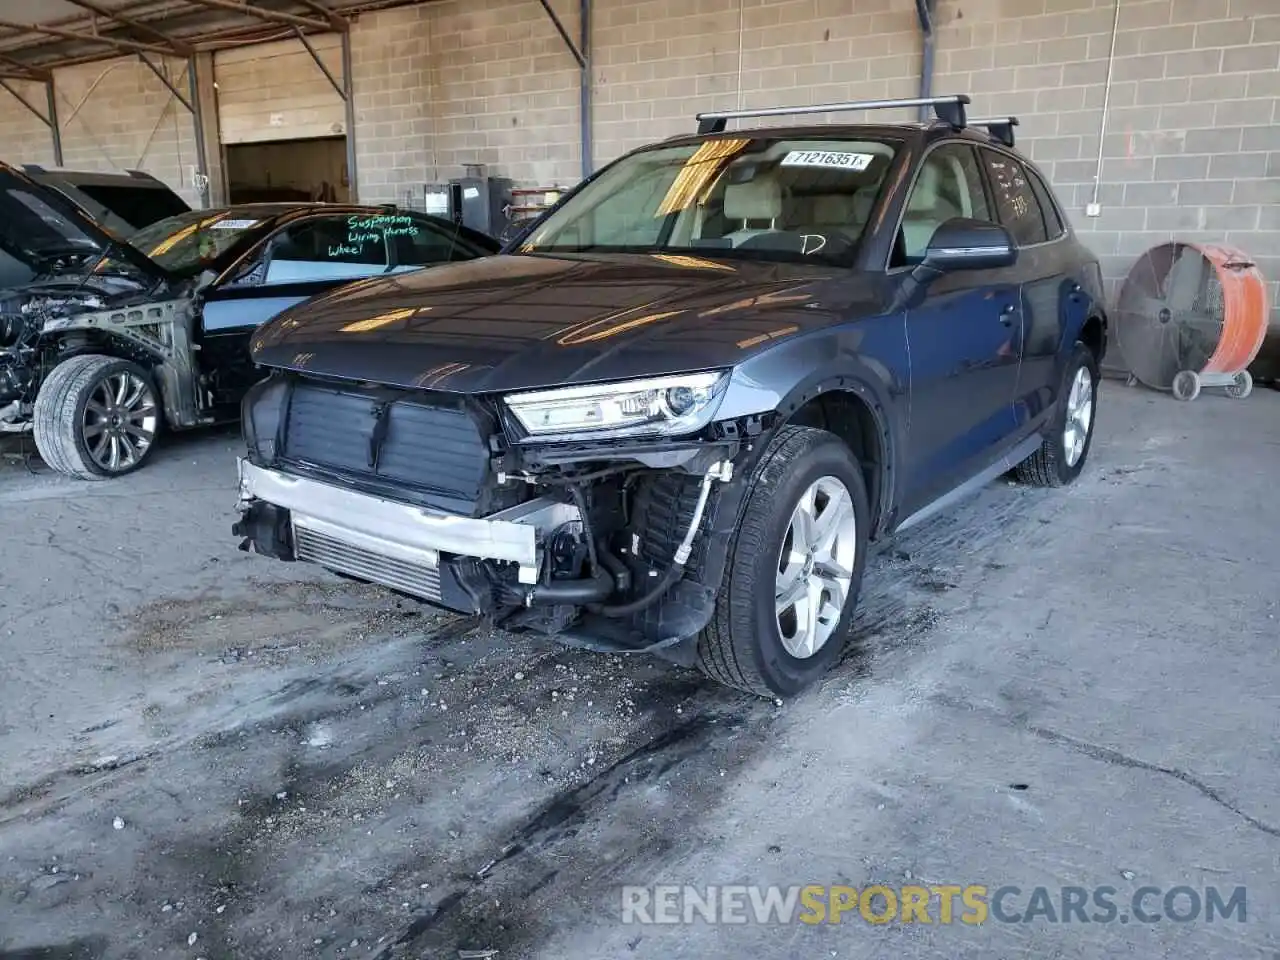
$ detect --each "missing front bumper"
[234,458,579,606]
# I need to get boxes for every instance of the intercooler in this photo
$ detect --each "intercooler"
[292,519,444,602]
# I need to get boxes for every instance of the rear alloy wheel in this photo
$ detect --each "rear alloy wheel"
[34,354,161,480]
[1015,342,1099,488]
[697,425,870,698]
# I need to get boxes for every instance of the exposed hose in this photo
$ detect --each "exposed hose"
[591,563,683,618]
[523,568,614,605]
[567,483,599,575]
[590,460,731,618]
[596,538,631,592]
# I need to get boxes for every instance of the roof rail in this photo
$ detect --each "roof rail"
[694,94,970,135]
[969,116,1019,148]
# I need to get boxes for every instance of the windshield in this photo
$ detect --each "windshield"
[519,135,901,266]
[127,209,262,276]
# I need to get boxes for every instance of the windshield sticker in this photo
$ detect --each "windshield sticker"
[211,218,260,230]
[780,151,875,171]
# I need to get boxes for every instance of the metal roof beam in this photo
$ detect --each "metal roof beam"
[535,0,585,69]
[0,52,50,81]
[185,0,335,32]
[0,16,181,57]
[62,0,195,56]
[292,0,348,30]
[293,26,344,99]
[136,52,192,112]
[0,77,51,122]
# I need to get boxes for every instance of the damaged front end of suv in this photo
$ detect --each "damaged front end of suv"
[235,361,777,663]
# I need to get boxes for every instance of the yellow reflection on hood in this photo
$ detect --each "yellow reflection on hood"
[649,253,736,272]
[414,361,470,388]
[558,310,681,345]
[339,307,420,333]
[737,325,800,349]
[698,289,811,318]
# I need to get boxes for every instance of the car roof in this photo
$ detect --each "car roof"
[175,202,435,227]
[655,122,929,147]
[20,164,168,185]
[657,121,1021,152]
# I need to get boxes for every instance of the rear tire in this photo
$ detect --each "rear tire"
[696,426,870,698]
[33,354,161,480]
[1015,342,1098,488]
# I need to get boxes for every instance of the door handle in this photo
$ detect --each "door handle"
[999,304,1016,326]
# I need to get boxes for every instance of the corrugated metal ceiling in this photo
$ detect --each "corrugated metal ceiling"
[0,0,422,76]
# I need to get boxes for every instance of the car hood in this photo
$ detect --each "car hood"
[252,253,888,394]
[0,164,169,283]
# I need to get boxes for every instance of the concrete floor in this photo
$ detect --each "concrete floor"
[0,382,1277,959]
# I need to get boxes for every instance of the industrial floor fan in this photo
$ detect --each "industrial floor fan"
[1115,242,1269,401]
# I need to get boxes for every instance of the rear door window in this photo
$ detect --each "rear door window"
[387,215,487,269]
[1026,167,1066,240]
[981,149,1049,246]
[263,215,389,284]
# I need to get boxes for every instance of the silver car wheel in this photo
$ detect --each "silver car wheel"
[774,475,857,660]
[83,371,158,473]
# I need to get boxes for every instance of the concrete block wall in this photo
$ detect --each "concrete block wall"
[931,0,1280,311]
[48,58,201,206]
[351,0,582,204]
[0,80,57,167]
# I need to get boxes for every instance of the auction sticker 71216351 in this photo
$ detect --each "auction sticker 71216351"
[779,151,875,171]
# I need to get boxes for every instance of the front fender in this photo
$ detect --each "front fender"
[688,318,909,614]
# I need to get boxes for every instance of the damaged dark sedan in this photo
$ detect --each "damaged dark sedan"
[234,95,1107,697]
[0,162,498,479]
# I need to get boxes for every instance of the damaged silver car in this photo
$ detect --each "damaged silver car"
[0,162,499,479]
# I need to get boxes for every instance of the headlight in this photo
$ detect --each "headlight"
[504,371,730,442]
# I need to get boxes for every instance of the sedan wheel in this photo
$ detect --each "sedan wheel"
[34,354,163,480]
[82,370,159,473]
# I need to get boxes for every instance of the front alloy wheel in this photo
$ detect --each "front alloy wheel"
[775,476,858,659]
[698,425,871,698]
[33,354,162,480]
[82,369,158,472]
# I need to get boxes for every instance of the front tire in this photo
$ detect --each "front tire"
[33,354,161,480]
[697,426,870,698]
[1016,342,1099,488]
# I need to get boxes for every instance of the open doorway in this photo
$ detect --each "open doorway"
[224,137,349,204]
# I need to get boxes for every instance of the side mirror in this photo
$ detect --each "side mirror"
[922,218,1017,273]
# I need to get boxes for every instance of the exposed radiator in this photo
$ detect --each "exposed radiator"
[293,523,443,603]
